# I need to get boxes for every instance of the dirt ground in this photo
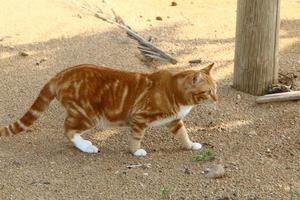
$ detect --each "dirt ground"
[0,0,299,199]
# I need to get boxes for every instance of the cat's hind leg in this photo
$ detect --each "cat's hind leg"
[167,119,202,150]
[64,115,98,153]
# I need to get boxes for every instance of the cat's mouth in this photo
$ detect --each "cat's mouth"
[210,93,218,101]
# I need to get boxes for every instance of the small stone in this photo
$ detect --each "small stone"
[266,148,271,153]
[248,130,257,136]
[40,58,47,63]
[42,181,50,185]
[12,160,21,167]
[189,59,202,64]
[156,16,163,21]
[284,185,291,192]
[171,2,177,6]
[19,51,29,57]
[8,45,15,50]
[237,94,241,100]
[204,164,225,179]
[143,173,148,176]
[183,166,192,175]
[229,161,238,166]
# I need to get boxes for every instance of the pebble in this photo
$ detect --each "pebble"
[19,51,29,57]
[156,16,162,21]
[8,45,15,50]
[40,57,47,62]
[248,130,257,137]
[183,166,192,175]
[171,2,177,6]
[189,59,202,64]
[35,57,47,65]
[205,164,225,178]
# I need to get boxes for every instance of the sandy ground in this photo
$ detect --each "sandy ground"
[0,0,299,199]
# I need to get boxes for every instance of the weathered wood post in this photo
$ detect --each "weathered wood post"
[233,0,280,95]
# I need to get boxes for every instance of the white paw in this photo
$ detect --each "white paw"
[191,142,203,150]
[72,134,99,154]
[133,149,147,157]
[81,144,99,153]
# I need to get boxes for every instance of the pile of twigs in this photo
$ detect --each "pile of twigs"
[81,2,177,64]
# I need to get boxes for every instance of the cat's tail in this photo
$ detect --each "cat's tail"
[0,80,56,136]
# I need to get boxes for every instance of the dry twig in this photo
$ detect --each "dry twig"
[126,163,151,169]
[278,72,297,89]
[81,2,177,64]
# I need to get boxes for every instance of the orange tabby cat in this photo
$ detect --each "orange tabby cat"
[0,63,217,156]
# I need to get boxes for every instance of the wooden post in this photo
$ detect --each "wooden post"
[233,0,280,95]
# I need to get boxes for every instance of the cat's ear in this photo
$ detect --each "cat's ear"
[187,72,202,86]
[201,63,214,74]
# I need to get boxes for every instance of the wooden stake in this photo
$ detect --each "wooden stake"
[233,0,281,95]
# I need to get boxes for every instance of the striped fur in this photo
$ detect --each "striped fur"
[0,63,217,155]
[0,81,55,136]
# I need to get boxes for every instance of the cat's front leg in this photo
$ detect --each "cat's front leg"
[129,125,147,157]
[167,119,202,150]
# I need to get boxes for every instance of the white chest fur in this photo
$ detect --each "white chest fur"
[150,106,193,127]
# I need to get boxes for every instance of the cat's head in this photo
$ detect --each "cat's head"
[176,63,218,105]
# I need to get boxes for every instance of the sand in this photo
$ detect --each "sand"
[0,0,299,199]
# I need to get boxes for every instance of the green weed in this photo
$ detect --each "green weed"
[160,186,172,199]
[192,148,215,161]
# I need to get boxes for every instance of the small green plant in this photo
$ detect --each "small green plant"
[290,191,295,200]
[192,148,214,161]
[160,186,171,199]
